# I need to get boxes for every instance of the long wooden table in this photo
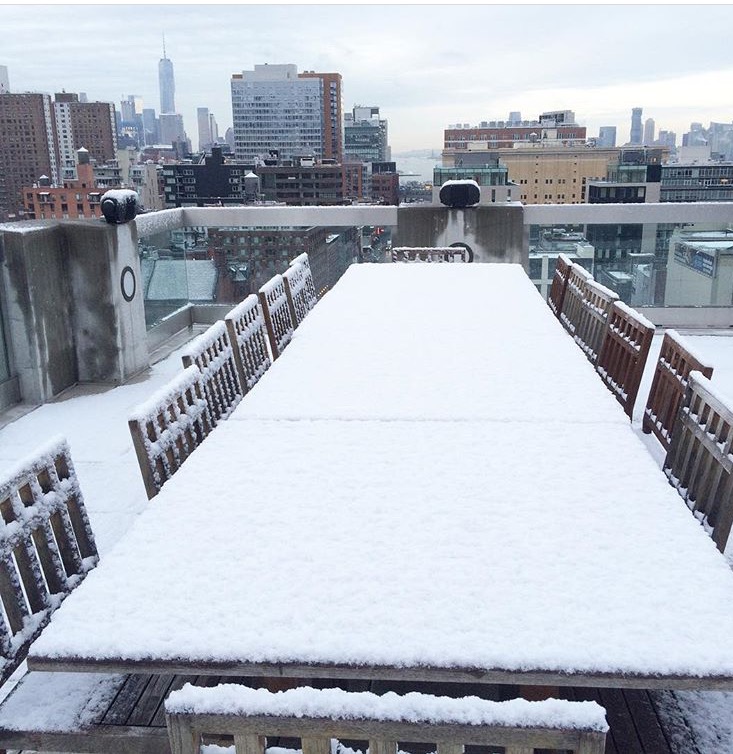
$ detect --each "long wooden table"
[26,264,733,691]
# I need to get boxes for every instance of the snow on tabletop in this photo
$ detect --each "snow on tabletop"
[232,264,626,424]
[128,364,202,423]
[165,685,608,733]
[0,671,125,731]
[29,418,733,680]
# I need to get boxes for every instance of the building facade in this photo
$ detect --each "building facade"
[597,126,617,148]
[0,92,59,220]
[0,66,9,94]
[298,71,343,162]
[345,105,389,162]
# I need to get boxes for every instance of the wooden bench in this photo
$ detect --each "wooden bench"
[391,247,469,263]
[224,295,272,394]
[547,253,572,320]
[596,302,655,419]
[574,280,619,366]
[181,320,243,425]
[258,274,295,360]
[663,370,733,552]
[0,436,99,686]
[165,685,608,754]
[284,254,318,327]
[643,330,714,451]
[559,263,592,336]
[128,365,213,500]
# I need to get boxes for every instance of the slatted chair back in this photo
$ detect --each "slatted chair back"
[596,302,655,419]
[573,279,619,365]
[129,365,213,500]
[559,263,592,335]
[643,330,714,450]
[165,685,608,754]
[664,371,733,552]
[284,258,318,328]
[289,253,318,305]
[547,253,572,319]
[224,295,272,394]
[258,274,294,360]
[391,246,469,263]
[181,321,243,425]
[0,437,98,685]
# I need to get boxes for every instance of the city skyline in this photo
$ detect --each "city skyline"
[2,4,732,152]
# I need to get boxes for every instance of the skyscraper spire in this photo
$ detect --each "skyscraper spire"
[162,32,167,59]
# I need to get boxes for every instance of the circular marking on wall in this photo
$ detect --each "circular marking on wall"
[120,265,136,302]
[449,242,474,262]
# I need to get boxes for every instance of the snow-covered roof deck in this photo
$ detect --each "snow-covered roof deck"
[26,264,733,689]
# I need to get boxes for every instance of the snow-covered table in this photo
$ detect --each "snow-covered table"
[26,264,733,689]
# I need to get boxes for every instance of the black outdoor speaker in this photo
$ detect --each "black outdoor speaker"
[439,180,480,208]
[101,191,139,224]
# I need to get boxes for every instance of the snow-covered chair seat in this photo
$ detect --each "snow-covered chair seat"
[391,247,469,263]
[128,364,213,500]
[225,295,272,394]
[559,262,592,336]
[0,436,99,687]
[164,685,608,754]
[182,321,243,425]
[258,274,295,360]
[573,279,618,367]
[664,370,733,552]
[596,301,655,419]
[643,330,714,450]
[283,254,318,328]
[547,253,572,319]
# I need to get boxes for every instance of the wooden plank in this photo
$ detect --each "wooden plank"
[570,687,616,754]
[648,690,702,754]
[126,674,177,727]
[150,674,199,728]
[0,724,170,754]
[622,688,673,753]
[102,674,155,725]
[598,687,641,754]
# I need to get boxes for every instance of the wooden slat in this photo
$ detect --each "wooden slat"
[596,302,655,419]
[598,687,640,754]
[622,688,674,753]
[284,257,318,327]
[225,295,272,394]
[574,280,618,366]
[559,262,592,335]
[102,674,157,725]
[126,674,177,727]
[547,253,572,319]
[258,275,294,360]
[664,371,733,551]
[643,331,714,450]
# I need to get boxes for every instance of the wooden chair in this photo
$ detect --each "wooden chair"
[643,330,714,451]
[0,436,98,685]
[128,365,213,500]
[225,295,272,394]
[664,371,733,552]
[284,255,318,328]
[181,321,243,424]
[165,685,607,754]
[573,279,619,365]
[391,246,469,262]
[559,262,592,335]
[258,274,294,360]
[596,301,655,419]
[547,253,572,319]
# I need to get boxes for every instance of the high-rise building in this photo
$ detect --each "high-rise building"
[508,111,522,124]
[159,43,175,114]
[643,118,655,146]
[658,130,676,150]
[230,64,341,162]
[197,107,212,150]
[142,108,159,145]
[0,92,59,220]
[0,66,9,94]
[298,71,343,162]
[209,113,219,144]
[159,113,186,147]
[630,108,643,145]
[598,126,617,148]
[344,105,390,162]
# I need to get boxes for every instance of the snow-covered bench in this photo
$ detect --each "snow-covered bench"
[164,685,608,754]
[225,295,272,394]
[283,254,318,328]
[182,320,243,425]
[128,364,213,499]
[664,370,733,552]
[259,275,295,360]
[596,301,655,419]
[0,436,98,686]
[643,330,714,450]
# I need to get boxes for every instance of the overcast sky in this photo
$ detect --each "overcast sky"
[3,4,733,153]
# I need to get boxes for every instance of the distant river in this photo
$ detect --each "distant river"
[394,155,441,184]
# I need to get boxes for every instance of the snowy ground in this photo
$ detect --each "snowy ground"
[3,324,733,751]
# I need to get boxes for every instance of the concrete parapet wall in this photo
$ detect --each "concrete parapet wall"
[395,204,527,266]
[0,220,149,404]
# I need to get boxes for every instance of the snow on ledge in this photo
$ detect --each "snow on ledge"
[165,685,608,733]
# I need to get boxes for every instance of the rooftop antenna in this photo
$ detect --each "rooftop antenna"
[162,32,167,59]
